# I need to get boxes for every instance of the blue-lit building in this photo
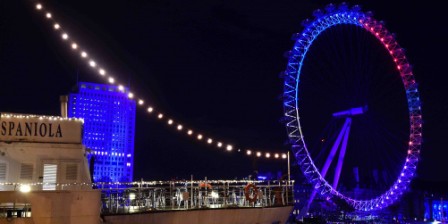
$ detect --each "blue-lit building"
[68,82,136,182]
[424,197,448,222]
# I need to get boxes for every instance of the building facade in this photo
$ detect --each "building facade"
[68,82,136,182]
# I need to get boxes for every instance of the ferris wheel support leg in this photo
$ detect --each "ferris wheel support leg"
[300,187,318,219]
[321,118,351,177]
[332,118,352,189]
[300,118,351,218]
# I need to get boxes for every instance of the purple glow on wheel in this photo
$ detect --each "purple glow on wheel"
[282,3,422,211]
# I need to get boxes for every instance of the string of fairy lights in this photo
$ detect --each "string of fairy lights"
[0,179,292,187]
[1,113,84,122]
[32,2,288,160]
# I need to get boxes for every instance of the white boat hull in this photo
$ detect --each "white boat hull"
[103,206,293,224]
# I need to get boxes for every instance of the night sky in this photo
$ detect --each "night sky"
[1,1,447,183]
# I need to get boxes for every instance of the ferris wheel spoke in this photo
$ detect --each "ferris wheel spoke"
[355,114,407,189]
[366,115,408,165]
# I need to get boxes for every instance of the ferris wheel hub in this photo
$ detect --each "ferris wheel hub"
[332,105,368,118]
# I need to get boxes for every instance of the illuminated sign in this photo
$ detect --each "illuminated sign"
[0,114,83,144]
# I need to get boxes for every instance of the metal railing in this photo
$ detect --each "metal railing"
[97,180,294,214]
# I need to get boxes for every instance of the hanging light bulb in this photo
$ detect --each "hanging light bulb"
[36,3,42,10]
[54,23,60,29]
[19,185,31,193]
[226,145,233,151]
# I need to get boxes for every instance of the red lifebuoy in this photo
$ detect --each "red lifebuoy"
[198,182,212,189]
[244,183,258,203]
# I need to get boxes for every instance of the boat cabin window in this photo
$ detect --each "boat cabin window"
[43,164,57,190]
[20,163,33,180]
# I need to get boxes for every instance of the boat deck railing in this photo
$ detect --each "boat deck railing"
[97,180,294,214]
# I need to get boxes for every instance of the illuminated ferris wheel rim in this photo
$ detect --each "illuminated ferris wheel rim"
[282,4,422,211]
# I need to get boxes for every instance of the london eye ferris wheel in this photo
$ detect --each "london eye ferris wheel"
[282,3,422,211]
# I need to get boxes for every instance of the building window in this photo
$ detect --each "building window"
[0,162,7,181]
[65,164,78,181]
[43,164,57,190]
[20,164,33,180]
